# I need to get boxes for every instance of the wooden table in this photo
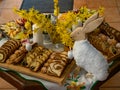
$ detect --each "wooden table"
[0,71,45,90]
[0,77,17,90]
[91,58,120,90]
[100,71,120,90]
[0,0,120,90]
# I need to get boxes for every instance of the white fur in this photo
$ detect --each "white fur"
[71,39,109,81]
[68,13,109,82]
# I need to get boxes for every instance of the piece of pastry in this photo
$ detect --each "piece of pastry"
[41,67,47,73]
[6,45,27,64]
[29,61,41,72]
[22,56,33,67]
[0,48,9,55]
[47,62,64,77]
[0,49,7,62]
[22,45,53,72]
[88,32,119,59]
[116,43,120,49]
[2,43,13,50]
[107,38,117,45]
[100,22,120,42]
[1,39,22,56]
[41,51,69,77]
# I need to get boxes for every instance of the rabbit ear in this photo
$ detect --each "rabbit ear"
[83,17,104,33]
[83,12,99,27]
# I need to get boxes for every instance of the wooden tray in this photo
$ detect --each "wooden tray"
[107,53,120,63]
[0,60,76,85]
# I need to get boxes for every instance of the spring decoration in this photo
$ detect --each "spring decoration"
[13,5,104,48]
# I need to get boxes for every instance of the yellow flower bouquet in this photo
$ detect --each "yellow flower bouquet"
[13,6,104,48]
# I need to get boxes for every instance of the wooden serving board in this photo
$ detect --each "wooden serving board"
[0,60,76,85]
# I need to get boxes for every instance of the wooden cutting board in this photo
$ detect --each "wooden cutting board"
[0,60,76,85]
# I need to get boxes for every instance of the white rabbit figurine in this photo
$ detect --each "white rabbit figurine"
[68,13,109,81]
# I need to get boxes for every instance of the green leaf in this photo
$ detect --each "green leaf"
[14,32,26,39]
[64,83,70,87]
[81,86,86,89]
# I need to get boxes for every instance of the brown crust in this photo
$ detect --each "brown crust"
[0,50,7,62]
[0,47,9,55]
[10,53,25,64]
[9,39,21,49]
[2,43,15,54]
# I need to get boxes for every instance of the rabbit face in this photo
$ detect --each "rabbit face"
[70,13,104,41]
[70,27,86,41]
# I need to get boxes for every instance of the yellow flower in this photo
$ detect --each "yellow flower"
[14,6,104,48]
[24,21,31,30]
[54,0,59,17]
[98,6,105,15]
[54,0,58,3]
[14,31,27,39]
